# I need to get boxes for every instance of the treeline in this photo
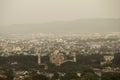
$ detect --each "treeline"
[0,53,120,72]
[113,53,120,66]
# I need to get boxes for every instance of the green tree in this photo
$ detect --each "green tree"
[60,72,80,80]
[81,72,99,80]
[32,74,49,80]
[101,72,120,80]
[113,53,120,66]
[52,73,59,80]
[81,69,99,80]
[5,69,14,80]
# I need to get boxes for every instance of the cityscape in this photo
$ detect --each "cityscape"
[0,32,120,80]
[1,0,120,80]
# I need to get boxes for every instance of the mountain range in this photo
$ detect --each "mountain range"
[0,19,120,34]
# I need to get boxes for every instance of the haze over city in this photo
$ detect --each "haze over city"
[0,0,120,80]
[0,0,120,33]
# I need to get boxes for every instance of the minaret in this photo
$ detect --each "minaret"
[73,52,76,62]
[37,49,41,65]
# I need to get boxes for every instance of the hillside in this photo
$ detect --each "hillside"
[0,19,120,34]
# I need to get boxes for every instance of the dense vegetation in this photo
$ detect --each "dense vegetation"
[0,53,120,80]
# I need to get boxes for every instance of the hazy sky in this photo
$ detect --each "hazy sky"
[0,0,120,26]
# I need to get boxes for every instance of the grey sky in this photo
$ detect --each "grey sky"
[0,0,120,26]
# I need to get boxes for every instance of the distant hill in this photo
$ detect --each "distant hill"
[0,19,120,34]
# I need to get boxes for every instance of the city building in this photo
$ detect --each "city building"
[50,50,76,66]
[101,54,114,65]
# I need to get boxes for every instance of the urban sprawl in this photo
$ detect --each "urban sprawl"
[0,32,120,80]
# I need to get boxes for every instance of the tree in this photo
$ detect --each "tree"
[113,53,120,66]
[52,73,59,80]
[81,72,99,80]
[80,69,99,80]
[101,72,120,80]
[5,69,14,80]
[24,75,32,80]
[32,74,49,80]
[60,72,80,80]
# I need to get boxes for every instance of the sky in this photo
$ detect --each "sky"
[0,0,120,26]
